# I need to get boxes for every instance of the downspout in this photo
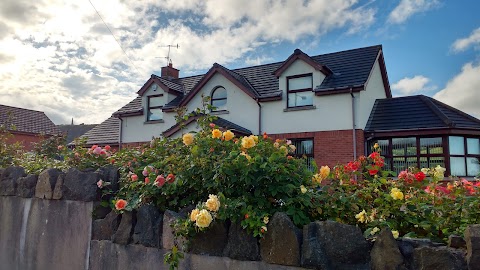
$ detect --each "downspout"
[118,117,123,150]
[256,99,262,135]
[350,88,357,160]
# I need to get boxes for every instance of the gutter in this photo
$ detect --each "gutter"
[256,98,262,135]
[350,88,357,160]
[118,117,123,150]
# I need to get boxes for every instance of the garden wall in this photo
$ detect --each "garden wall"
[1,166,480,270]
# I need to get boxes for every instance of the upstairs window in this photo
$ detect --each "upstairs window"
[287,74,313,108]
[147,94,163,121]
[211,87,227,111]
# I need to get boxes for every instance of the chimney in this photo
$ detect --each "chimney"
[161,62,179,80]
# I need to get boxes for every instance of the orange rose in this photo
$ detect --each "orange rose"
[115,199,127,210]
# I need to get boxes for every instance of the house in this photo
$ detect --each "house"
[0,104,61,151]
[79,45,480,178]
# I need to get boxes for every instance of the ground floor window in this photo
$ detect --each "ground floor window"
[368,135,480,177]
[289,138,315,171]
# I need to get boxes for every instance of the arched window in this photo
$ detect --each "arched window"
[211,87,227,111]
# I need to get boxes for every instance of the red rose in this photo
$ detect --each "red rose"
[209,123,215,128]
[131,174,138,181]
[244,213,249,219]
[415,172,426,182]
[144,177,150,184]
[369,169,378,176]
[166,173,175,183]
[155,175,166,187]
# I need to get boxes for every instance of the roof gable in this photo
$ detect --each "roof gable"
[273,49,332,77]
[0,104,60,135]
[137,75,184,96]
[179,63,258,107]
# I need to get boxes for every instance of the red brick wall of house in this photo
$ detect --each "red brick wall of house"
[268,129,365,169]
[5,133,44,151]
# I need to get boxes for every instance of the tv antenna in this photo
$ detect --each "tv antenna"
[159,44,179,65]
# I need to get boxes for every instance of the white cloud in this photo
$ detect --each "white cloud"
[0,0,377,124]
[392,75,436,96]
[388,0,439,24]
[451,27,480,53]
[434,62,480,119]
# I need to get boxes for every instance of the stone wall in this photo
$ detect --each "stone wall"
[1,166,480,270]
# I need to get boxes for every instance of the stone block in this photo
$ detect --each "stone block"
[52,173,64,199]
[15,174,38,198]
[92,211,121,241]
[449,235,467,249]
[413,246,467,270]
[224,222,260,261]
[62,168,99,201]
[112,211,135,245]
[190,221,228,256]
[465,224,480,270]
[371,228,405,270]
[162,210,186,250]
[133,204,162,247]
[95,166,120,192]
[35,168,62,199]
[260,212,302,266]
[301,220,370,269]
[0,166,26,196]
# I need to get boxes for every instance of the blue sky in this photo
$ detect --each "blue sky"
[0,0,479,124]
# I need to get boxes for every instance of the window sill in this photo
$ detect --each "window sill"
[211,110,229,115]
[284,106,316,112]
[144,119,164,124]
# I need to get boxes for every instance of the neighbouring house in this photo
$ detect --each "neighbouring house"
[0,104,61,151]
[57,123,96,144]
[79,45,480,177]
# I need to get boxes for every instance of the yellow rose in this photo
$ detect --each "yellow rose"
[370,227,380,235]
[251,135,258,142]
[212,129,222,139]
[241,136,256,149]
[195,209,213,228]
[280,145,288,155]
[190,208,200,222]
[289,144,296,152]
[240,151,252,161]
[374,143,379,149]
[223,130,234,141]
[312,173,322,185]
[182,133,194,146]
[392,230,400,239]
[319,166,330,180]
[300,185,307,194]
[206,194,221,212]
[355,209,368,223]
[273,142,280,148]
[263,216,269,224]
[390,188,404,200]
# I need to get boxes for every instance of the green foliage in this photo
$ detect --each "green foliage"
[0,113,23,168]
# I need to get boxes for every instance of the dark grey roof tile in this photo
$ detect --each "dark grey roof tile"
[0,104,60,135]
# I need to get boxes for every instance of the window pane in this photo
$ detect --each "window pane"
[288,76,312,91]
[305,157,315,172]
[370,139,389,156]
[393,157,406,174]
[149,96,163,107]
[420,137,443,154]
[450,157,466,176]
[420,157,428,170]
[147,108,163,121]
[392,137,416,156]
[293,139,313,155]
[429,157,445,169]
[467,138,480,155]
[212,99,227,109]
[449,136,465,155]
[288,92,313,107]
[467,158,480,177]
[212,87,227,99]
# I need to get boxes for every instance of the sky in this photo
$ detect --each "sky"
[0,0,479,125]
